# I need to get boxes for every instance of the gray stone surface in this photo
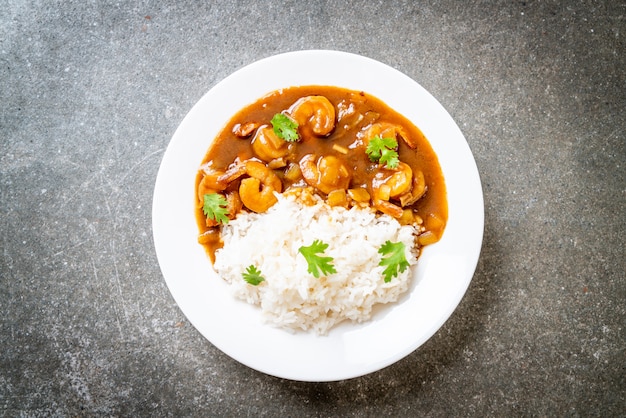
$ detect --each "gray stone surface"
[1,0,624,416]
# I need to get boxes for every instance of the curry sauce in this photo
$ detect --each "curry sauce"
[195,86,447,261]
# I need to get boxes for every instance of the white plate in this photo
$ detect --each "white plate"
[152,50,483,382]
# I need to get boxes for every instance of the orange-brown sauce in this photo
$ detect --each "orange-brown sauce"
[195,86,447,262]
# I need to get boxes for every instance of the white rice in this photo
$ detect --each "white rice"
[213,193,418,335]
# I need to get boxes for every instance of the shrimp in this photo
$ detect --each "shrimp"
[251,125,290,162]
[371,162,413,218]
[203,190,243,227]
[197,167,228,207]
[299,154,351,195]
[219,160,282,213]
[373,199,404,219]
[372,162,413,200]
[288,95,336,137]
[224,190,243,218]
[399,170,426,207]
[360,122,418,149]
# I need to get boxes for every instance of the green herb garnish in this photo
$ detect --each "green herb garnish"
[298,240,337,278]
[242,265,265,285]
[202,193,229,224]
[271,113,299,142]
[366,135,399,169]
[378,240,410,282]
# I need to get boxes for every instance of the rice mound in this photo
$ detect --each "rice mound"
[213,193,418,335]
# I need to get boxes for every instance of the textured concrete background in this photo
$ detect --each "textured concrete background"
[1,0,624,416]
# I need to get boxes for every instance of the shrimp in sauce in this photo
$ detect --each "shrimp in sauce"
[195,86,447,261]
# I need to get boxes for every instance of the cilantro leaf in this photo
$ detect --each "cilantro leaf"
[366,135,399,169]
[242,265,265,285]
[366,136,396,160]
[379,147,400,169]
[271,113,299,142]
[378,240,410,282]
[298,240,337,278]
[202,193,229,224]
